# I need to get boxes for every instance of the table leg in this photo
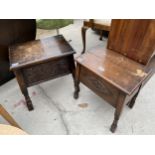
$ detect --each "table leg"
[110,92,126,133]
[74,64,81,99]
[81,26,89,54]
[14,70,34,111]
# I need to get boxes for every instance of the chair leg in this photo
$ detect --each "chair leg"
[110,110,120,133]
[81,26,89,54]
[127,93,138,109]
[74,64,81,99]
[68,55,77,96]
[0,104,21,129]
[56,28,59,35]
[110,93,125,133]
[127,85,141,109]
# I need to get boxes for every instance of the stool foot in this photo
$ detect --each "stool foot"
[110,122,117,133]
[26,98,34,111]
[74,91,79,99]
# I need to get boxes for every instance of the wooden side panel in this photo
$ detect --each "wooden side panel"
[80,66,120,107]
[108,19,155,65]
[22,57,71,87]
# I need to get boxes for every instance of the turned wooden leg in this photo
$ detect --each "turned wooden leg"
[127,95,137,109]
[99,30,104,40]
[20,86,33,111]
[22,90,34,111]
[127,85,141,109]
[69,55,77,93]
[81,26,89,54]
[0,104,21,128]
[74,80,80,99]
[71,70,76,90]
[14,70,34,111]
[110,92,126,133]
[20,85,33,111]
[74,63,81,99]
[110,111,120,133]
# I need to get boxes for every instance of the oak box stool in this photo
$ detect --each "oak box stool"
[9,35,76,111]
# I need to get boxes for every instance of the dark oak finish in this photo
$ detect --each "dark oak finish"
[75,20,155,133]
[9,35,76,111]
[0,19,36,85]
[81,19,111,54]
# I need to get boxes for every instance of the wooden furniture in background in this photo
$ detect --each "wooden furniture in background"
[81,19,111,54]
[74,19,155,133]
[9,35,76,111]
[0,104,20,128]
[0,19,36,86]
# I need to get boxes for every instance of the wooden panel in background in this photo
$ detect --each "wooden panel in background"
[0,19,36,85]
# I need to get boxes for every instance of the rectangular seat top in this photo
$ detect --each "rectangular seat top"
[9,35,75,70]
[76,45,150,95]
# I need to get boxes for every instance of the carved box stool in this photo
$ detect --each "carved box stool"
[9,35,76,111]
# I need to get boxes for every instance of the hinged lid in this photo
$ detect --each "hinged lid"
[9,35,75,70]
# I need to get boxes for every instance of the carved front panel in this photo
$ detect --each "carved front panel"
[22,57,71,86]
[80,66,119,107]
